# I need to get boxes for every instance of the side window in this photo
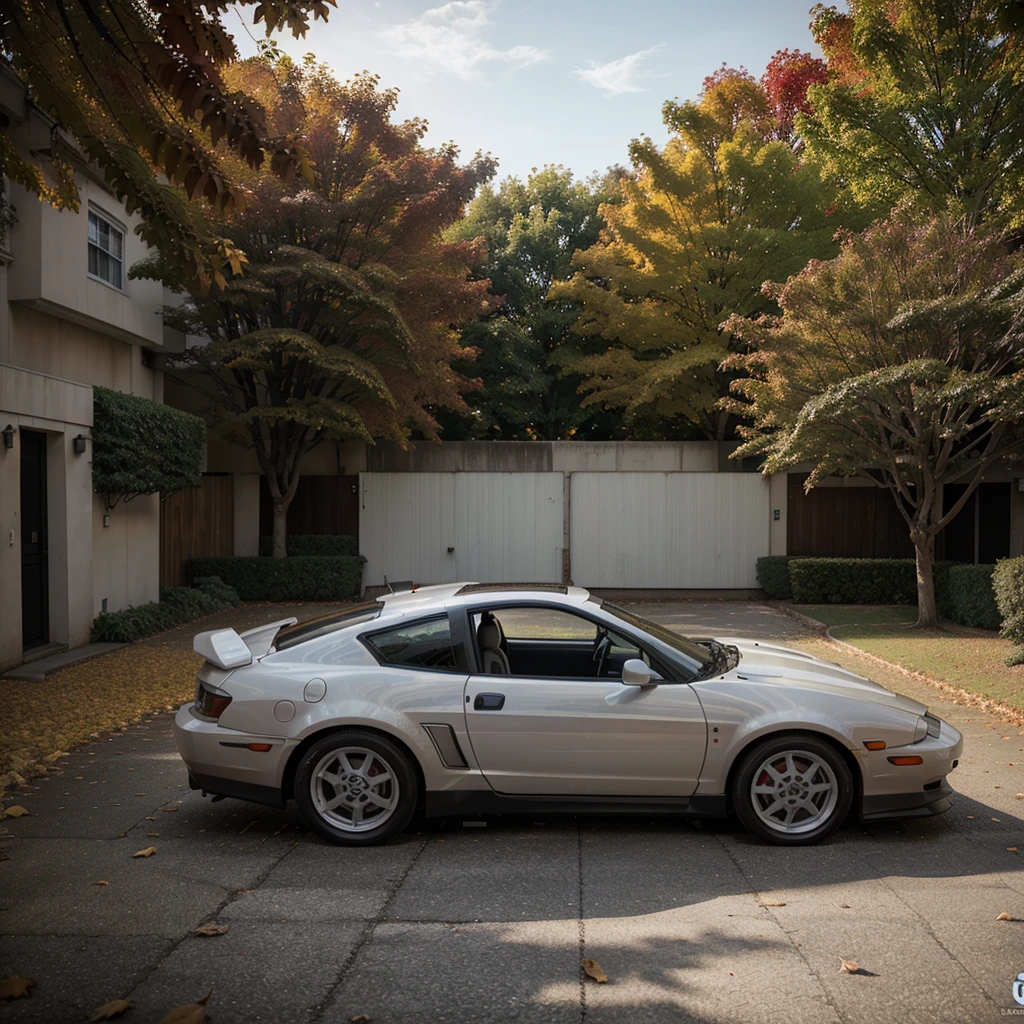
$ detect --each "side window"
[364,615,459,671]
[485,607,598,641]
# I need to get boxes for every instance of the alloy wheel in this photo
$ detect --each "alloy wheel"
[749,748,839,835]
[310,746,400,833]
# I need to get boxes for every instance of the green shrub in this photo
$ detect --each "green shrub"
[942,564,1000,630]
[92,386,205,507]
[193,575,241,606]
[89,580,239,644]
[994,556,1024,663]
[756,556,801,599]
[186,555,365,601]
[258,534,359,557]
[790,558,918,604]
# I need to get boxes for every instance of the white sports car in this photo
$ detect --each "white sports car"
[173,583,963,846]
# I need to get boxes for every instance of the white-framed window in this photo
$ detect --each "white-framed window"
[87,208,124,290]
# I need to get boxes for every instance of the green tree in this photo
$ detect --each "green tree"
[167,60,495,556]
[0,1,335,290]
[723,215,1024,627]
[550,66,864,440]
[442,166,621,439]
[803,0,1024,227]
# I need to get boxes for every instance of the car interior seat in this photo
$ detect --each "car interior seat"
[477,618,510,674]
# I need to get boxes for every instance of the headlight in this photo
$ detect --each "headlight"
[913,713,942,743]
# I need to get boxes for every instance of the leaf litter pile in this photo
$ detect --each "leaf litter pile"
[0,645,202,797]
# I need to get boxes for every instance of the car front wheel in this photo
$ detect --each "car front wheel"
[732,734,853,845]
[294,730,418,846]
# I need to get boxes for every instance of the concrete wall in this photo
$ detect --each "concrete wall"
[0,365,94,668]
[6,178,165,349]
[366,440,740,474]
[0,98,169,669]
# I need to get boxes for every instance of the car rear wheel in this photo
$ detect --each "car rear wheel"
[294,730,418,846]
[732,734,853,845]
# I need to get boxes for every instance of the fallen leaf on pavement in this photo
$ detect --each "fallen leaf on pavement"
[1,806,29,819]
[838,958,860,973]
[132,846,157,858]
[996,912,1014,921]
[192,923,229,937]
[93,880,109,886]
[581,959,608,983]
[89,998,131,1020]
[158,988,212,1024]
[160,807,179,813]
[0,977,35,1000]
[761,900,786,907]
[1008,847,1019,852]
[350,1016,371,1023]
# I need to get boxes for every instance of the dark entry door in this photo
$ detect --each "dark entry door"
[20,429,48,648]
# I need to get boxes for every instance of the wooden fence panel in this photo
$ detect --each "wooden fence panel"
[787,478,914,558]
[258,475,359,539]
[160,474,234,587]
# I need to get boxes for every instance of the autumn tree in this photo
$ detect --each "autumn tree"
[802,0,1024,227]
[550,65,862,440]
[166,59,495,556]
[723,215,1024,626]
[442,166,621,439]
[0,1,335,289]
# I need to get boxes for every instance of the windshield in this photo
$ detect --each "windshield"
[599,601,714,674]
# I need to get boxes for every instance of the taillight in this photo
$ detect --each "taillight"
[195,682,232,720]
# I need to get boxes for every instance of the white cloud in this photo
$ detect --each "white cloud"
[386,1,548,80]
[573,46,662,96]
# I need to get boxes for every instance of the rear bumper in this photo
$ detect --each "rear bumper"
[860,778,954,821]
[188,771,286,809]
[174,702,291,806]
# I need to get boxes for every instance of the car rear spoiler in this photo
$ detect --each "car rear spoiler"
[193,617,298,670]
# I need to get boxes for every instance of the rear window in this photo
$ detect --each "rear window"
[275,601,382,650]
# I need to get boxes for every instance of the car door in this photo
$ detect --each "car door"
[463,605,708,797]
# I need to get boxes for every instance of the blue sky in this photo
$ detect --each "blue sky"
[228,0,833,186]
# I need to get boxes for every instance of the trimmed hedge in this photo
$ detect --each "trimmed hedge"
[187,555,365,601]
[258,534,358,557]
[994,556,1024,664]
[943,564,1000,630]
[789,558,918,605]
[756,556,800,599]
[92,386,205,506]
[90,578,240,643]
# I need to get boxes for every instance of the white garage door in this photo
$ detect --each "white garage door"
[359,472,564,586]
[570,472,769,588]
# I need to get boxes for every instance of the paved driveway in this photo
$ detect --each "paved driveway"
[1,602,1023,1023]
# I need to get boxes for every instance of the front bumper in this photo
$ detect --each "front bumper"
[860,778,954,821]
[858,717,963,821]
[174,702,293,807]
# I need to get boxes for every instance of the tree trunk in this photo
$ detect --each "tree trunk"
[272,501,289,559]
[913,532,939,628]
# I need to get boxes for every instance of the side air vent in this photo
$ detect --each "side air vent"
[423,724,469,769]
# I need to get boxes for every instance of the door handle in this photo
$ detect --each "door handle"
[473,692,505,711]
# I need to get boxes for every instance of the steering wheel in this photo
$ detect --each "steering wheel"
[592,628,611,678]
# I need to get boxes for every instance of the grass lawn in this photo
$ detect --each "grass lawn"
[793,604,1024,711]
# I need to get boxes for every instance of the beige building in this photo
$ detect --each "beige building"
[0,67,179,672]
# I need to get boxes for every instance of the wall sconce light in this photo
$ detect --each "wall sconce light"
[2,424,13,450]
[73,433,87,455]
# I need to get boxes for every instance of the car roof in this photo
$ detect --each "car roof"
[376,582,592,617]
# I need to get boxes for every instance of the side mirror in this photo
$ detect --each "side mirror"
[622,659,655,686]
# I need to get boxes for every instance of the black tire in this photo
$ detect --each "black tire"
[294,729,418,846]
[731,733,853,846]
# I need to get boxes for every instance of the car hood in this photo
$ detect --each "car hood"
[713,638,929,717]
